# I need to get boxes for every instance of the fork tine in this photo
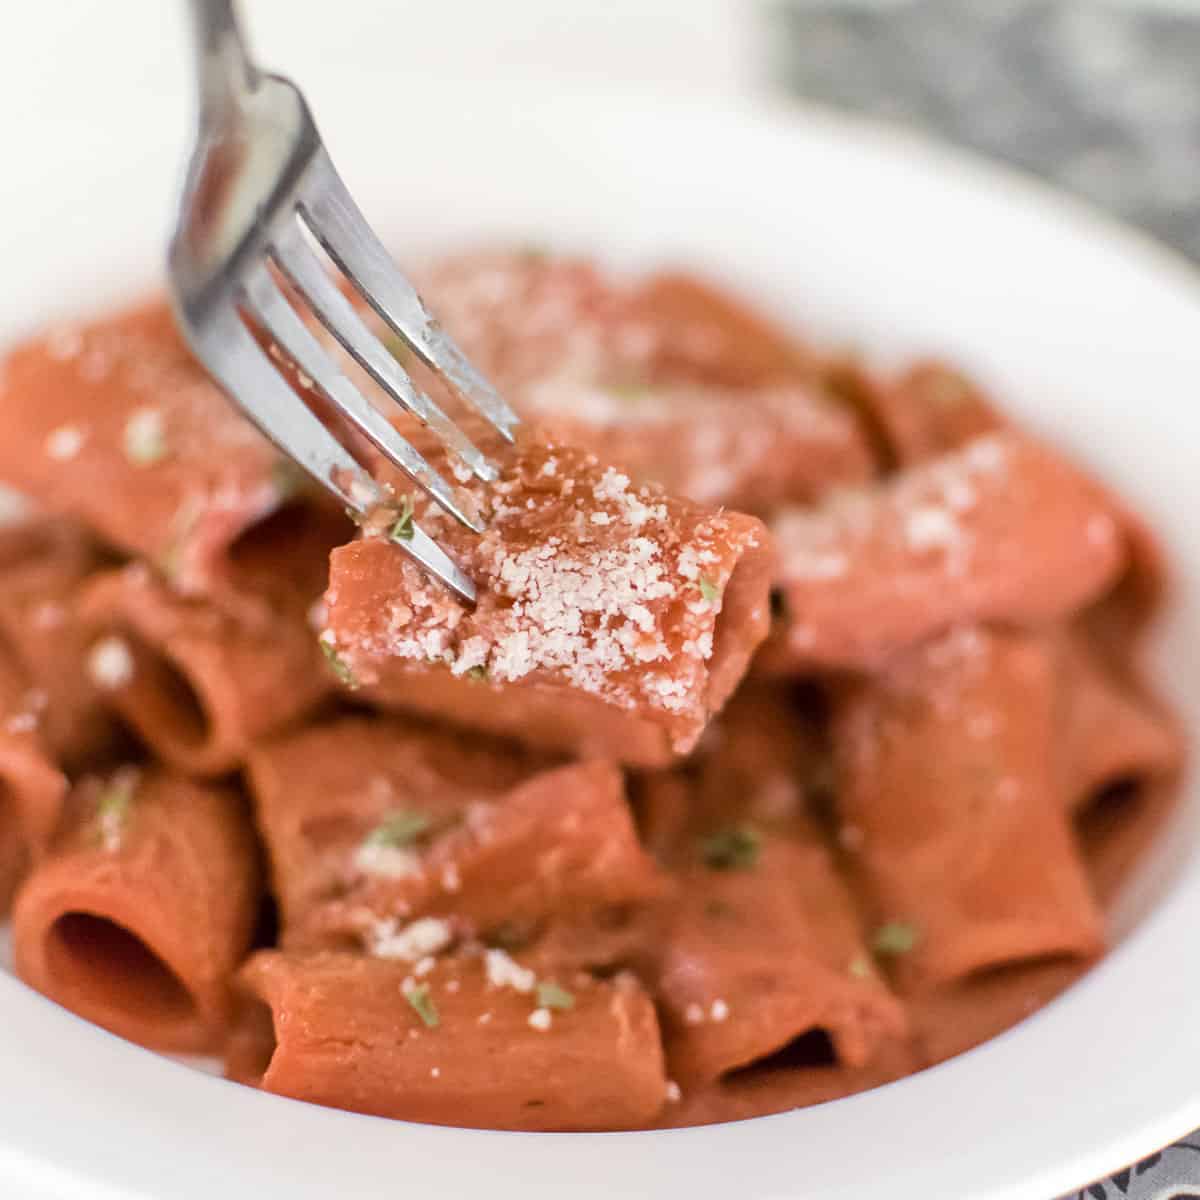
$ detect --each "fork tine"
[270,222,500,485]
[239,263,485,534]
[298,150,521,442]
[185,303,476,604]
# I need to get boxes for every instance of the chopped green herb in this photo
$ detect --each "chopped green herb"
[466,665,488,682]
[698,826,761,871]
[609,381,651,403]
[848,954,872,980]
[871,921,920,957]
[319,638,358,689]
[363,810,432,849]
[698,575,720,604]
[389,495,415,543]
[382,333,412,365]
[95,770,138,848]
[405,984,440,1028]
[536,981,575,1011]
[158,496,203,585]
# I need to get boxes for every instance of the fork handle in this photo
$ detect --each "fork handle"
[185,0,258,122]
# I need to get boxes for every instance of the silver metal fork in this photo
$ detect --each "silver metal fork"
[168,0,520,603]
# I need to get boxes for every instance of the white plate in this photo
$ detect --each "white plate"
[4,28,1200,1200]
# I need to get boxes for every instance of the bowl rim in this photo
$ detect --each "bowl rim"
[3,72,1200,1200]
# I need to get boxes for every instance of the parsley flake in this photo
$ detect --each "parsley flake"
[699,826,760,871]
[95,769,139,850]
[466,665,488,682]
[871,922,920,957]
[698,575,720,604]
[389,495,415,543]
[363,810,432,849]
[319,638,358,689]
[158,496,203,584]
[610,380,651,403]
[536,982,575,1011]
[405,984,440,1028]
[382,333,412,365]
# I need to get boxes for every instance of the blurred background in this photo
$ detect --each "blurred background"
[768,0,1200,261]
[8,0,1199,260]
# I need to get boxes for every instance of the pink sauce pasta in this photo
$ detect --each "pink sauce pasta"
[0,251,1180,1130]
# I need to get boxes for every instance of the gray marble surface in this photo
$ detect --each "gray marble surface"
[770,4,1200,1196]
[769,0,1200,261]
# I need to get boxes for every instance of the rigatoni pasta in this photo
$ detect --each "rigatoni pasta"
[640,687,906,1088]
[0,301,319,597]
[420,254,871,515]
[322,435,774,766]
[831,627,1105,988]
[765,431,1126,673]
[0,252,1182,1131]
[12,769,259,1052]
[231,950,668,1130]
[78,565,330,775]
[0,649,67,907]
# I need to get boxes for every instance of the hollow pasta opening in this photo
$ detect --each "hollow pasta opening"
[226,499,350,596]
[224,993,278,1087]
[723,1028,837,1082]
[116,632,211,755]
[704,551,772,709]
[1074,774,1177,902]
[961,953,1080,989]
[44,912,196,1025]
[1075,775,1144,844]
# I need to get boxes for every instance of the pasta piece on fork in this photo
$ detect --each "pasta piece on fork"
[322,434,774,766]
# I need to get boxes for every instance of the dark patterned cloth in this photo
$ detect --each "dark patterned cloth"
[768,2,1200,1195]
[1068,1139,1200,1200]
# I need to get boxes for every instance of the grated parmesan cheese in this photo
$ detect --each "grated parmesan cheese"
[45,424,87,461]
[904,505,962,554]
[368,916,453,961]
[86,636,135,690]
[484,948,536,994]
[353,841,421,880]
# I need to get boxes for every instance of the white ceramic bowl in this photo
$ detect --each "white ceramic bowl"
[4,23,1200,1200]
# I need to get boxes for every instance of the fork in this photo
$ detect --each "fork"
[168,0,520,603]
